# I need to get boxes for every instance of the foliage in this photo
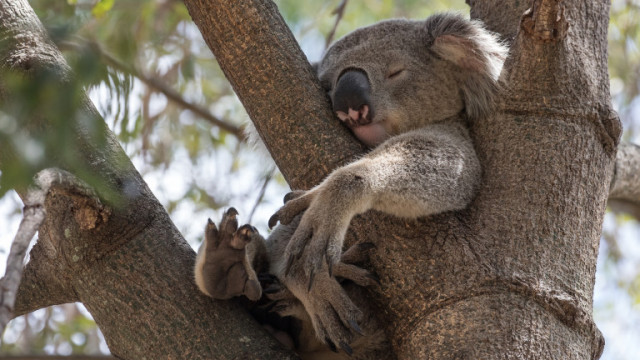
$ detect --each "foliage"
[0,0,638,358]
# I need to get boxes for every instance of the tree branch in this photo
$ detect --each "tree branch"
[609,142,640,218]
[0,1,297,358]
[11,168,104,318]
[502,0,620,155]
[95,43,246,141]
[324,0,348,51]
[0,184,46,334]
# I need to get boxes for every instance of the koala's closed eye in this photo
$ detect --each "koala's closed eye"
[386,67,405,79]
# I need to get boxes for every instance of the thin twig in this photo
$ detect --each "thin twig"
[0,189,46,334]
[247,169,275,224]
[60,40,246,141]
[324,0,349,51]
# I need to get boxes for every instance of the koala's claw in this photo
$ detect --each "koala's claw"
[340,341,354,356]
[348,319,364,336]
[325,338,338,353]
[258,272,277,282]
[307,268,316,292]
[262,284,301,317]
[263,284,281,294]
[267,213,279,230]
[283,190,306,203]
[366,273,382,286]
[340,242,376,264]
[333,262,379,288]
[268,191,314,229]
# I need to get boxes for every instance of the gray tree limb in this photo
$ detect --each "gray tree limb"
[0,183,46,335]
[609,143,640,218]
[0,0,296,358]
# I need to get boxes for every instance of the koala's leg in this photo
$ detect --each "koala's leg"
[193,208,262,301]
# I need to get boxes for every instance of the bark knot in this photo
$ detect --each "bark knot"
[521,0,569,43]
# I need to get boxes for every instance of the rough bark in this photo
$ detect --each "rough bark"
[185,0,620,359]
[0,1,296,359]
[467,0,529,42]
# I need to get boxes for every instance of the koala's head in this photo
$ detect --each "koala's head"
[317,13,507,147]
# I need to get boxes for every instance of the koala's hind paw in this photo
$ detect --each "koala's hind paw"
[308,273,364,353]
[284,264,364,353]
[196,209,262,301]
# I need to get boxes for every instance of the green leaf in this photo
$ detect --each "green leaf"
[92,0,115,18]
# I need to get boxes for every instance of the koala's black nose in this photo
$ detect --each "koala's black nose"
[333,69,375,127]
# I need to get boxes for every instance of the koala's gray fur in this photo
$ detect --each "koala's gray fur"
[195,12,507,359]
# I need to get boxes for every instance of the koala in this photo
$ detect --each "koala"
[266,11,507,351]
[195,208,390,359]
[195,12,507,358]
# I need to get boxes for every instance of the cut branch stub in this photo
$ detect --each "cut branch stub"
[12,168,118,317]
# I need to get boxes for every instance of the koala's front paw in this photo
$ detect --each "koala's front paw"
[194,208,261,301]
[283,265,363,355]
[283,204,349,290]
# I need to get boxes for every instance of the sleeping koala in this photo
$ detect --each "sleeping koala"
[195,12,507,358]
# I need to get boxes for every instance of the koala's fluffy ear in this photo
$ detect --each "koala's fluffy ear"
[424,13,508,120]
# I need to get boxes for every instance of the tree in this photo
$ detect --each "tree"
[1,0,639,359]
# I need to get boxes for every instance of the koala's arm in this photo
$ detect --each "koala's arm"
[353,121,479,218]
[271,120,479,273]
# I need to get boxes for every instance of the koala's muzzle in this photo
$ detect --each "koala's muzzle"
[333,70,375,128]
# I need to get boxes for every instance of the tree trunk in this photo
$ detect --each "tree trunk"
[1,0,630,359]
[184,0,619,359]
